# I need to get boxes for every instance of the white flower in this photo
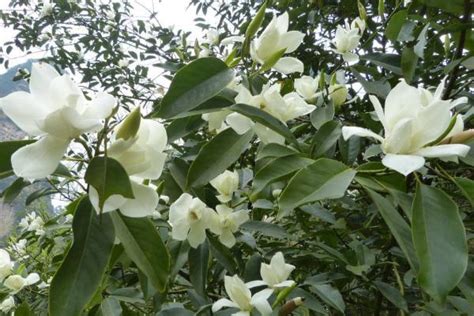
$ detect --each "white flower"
[342,79,470,175]
[40,2,53,17]
[202,110,231,132]
[89,118,167,217]
[333,19,364,64]
[250,12,305,74]
[0,296,15,313]
[198,47,210,58]
[160,195,170,204]
[248,252,295,289]
[168,193,219,248]
[0,63,115,180]
[210,170,240,203]
[118,59,130,68]
[294,75,322,102]
[213,205,249,248]
[0,250,13,281]
[3,273,40,294]
[11,239,27,255]
[18,212,45,236]
[212,275,273,316]
[203,29,220,45]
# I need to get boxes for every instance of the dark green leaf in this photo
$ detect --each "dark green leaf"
[85,157,134,210]
[418,0,465,14]
[412,184,468,303]
[166,116,205,143]
[188,241,209,297]
[310,104,335,129]
[385,10,408,41]
[49,197,115,316]
[110,212,170,292]
[241,220,288,239]
[155,58,234,118]
[401,47,418,83]
[1,177,29,204]
[311,121,341,157]
[361,53,402,75]
[310,283,345,313]
[454,177,474,207]
[374,281,408,312]
[186,128,254,188]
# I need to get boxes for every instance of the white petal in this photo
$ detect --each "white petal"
[25,273,40,285]
[11,136,69,180]
[279,31,305,53]
[369,95,386,128]
[212,298,238,312]
[382,154,425,176]
[275,12,289,33]
[219,230,236,248]
[188,224,207,248]
[342,52,359,64]
[0,92,49,136]
[118,182,159,218]
[221,36,245,45]
[342,126,384,142]
[413,144,470,158]
[384,80,421,131]
[273,57,304,74]
[251,289,274,316]
[29,63,60,104]
[88,186,126,214]
[255,124,285,144]
[274,280,296,288]
[226,113,254,135]
[246,280,267,288]
[82,92,116,120]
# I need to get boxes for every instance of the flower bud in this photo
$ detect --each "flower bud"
[116,107,141,141]
[328,84,348,108]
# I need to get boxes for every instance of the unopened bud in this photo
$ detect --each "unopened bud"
[116,107,141,140]
[329,84,348,108]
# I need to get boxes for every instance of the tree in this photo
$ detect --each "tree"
[0,0,472,314]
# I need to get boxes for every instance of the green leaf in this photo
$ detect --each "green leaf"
[401,47,418,83]
[414,24,430,58]
[310,283,345,313]
[1,177,29,204]
[412,184,468,303]
[186,128,254,188]
[110,212,170,292]
[245,1,266,39]
[256,143,299,161]
[0,140,34,179]
[310,104,335,129]
[49,197,115,316]
[155,58,234,118]
[454,177,474,207]
[311,121,341,158]
[230,103,299,147]
[361,53,402,75]
[374,281,408,312]
[251,155,314,200]
[260,48,287,73]
[116,107,141,141]
[85,157,134,210]
[385,10,408,41]
[367,189,418,271]
[207,233,237,274]
[418,0,465,14]
[351,69,391,98]
[241,220,289,239]
[166,116,205,143]
[279,158,356,215]
[188,241,209,297]
[100,297,122,316]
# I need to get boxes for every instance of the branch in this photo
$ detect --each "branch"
[442,0,472,100]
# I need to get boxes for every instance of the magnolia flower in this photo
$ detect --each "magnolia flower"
[213,205,249,248]
[342,79,470,175]
[203,29,220,45]
[18,212,45,236]
[332,18,365,64]
[226,84,315,144]
[198,47,210,58]
[212,275,273,316]
[40,2,53,17]
[250,12,305,74]
[168,193,219,248]
[4,273,40,294]
[248,252,295,289]
[210,170,240,203]
[89,117,167,217]
[294,75,322,102]
[118,59,130,68]
[0,63,115,180]
[0,250,13,281]
[0,296,15,313]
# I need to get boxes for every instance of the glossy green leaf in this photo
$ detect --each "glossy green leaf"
[110,212,170,292]
[251,155,314,200]
[166,115,205,143]
[49,197,115,316]
[374,281,408,312]
[256,143,299,161]
[311,121,341,157]
[367,189,418,271]
[155,57,234,118]
[361,53,402,75]
[310,104,335,129]
[385,10,408,41]
[310,283,345,313]
[412,184,468,303]
[241,220,289,239]
[1,177,29,204]
[0,140,34,179]
[186,128,254,188]
[85,157,134,210]
[188,241,209,297]
[279,158,356,215]
[230,103,299,147]
[207,233,237,274]
[401,47,418,83]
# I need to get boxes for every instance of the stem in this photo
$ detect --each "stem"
[442,0,471,100]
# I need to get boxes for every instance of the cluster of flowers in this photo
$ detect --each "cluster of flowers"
[18,211,45,236]
[202,11,470,175]
[169,170,249,248]
[212,252,296,316]
[0,249,41,313]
